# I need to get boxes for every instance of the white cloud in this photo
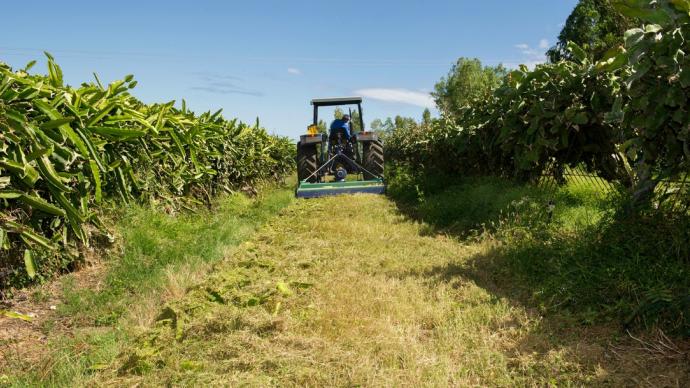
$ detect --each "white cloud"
[539,39,550,49]
[503,60,545,70]
[505,40,548,69]
[354,88,435,108]
[287,67,302,75]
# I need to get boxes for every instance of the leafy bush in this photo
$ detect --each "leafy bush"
[388,1,690,206]
[0,55,294,287]
[616,4,690,182]
[387,48,627,183]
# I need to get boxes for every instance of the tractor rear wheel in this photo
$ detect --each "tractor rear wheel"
[362,140,384,180]
[297,142,318,183]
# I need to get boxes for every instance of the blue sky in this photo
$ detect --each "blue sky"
[2,0,577,139]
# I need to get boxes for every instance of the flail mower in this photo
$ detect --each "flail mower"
[295,97,385,198]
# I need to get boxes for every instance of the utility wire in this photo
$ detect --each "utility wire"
[0,47,523,67]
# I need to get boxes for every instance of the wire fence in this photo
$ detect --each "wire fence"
[538,165,690,213]
[538,165,618,196]
[655,174,690,213]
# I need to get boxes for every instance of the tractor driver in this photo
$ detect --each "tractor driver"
[329,114,351,141]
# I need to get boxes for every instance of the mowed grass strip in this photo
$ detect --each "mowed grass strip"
[97,194,667,387]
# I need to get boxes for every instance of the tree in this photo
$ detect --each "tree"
[422,108,432,125]
[432,58,507,119]
[370,118,388,138]
[370,118,384,132]
[333,106,344,120]
[316,119,327,134]
[350,109,362,133]
[369,117,405,137]
[382,118,395,133]
[547,0,635,62]
[394,115,418,131]
[377,117,397,136]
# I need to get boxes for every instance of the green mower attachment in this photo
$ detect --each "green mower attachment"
[295,178,385,199]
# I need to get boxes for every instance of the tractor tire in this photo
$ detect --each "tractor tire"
[362,140,384,180]
[297,142,318,183]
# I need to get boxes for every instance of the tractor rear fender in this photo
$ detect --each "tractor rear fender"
[355,132,378,142]
[300,133,325,145]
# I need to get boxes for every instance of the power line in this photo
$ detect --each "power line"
[0,47,525,67]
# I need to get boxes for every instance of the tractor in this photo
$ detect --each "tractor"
[295,97,385,198]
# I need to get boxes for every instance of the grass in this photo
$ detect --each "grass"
[78,195,584,386]
[387,165,611,233]
[387,166,690,334]
[60,185,293,326]
[3,172,689,386]
[69,185,686,385]
[2,183,295,386]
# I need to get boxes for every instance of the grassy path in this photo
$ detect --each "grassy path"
[88,194,686,387]
[5,187,688,387]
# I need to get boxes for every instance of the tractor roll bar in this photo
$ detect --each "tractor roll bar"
[311,97,362,106]
[311,96,365,131]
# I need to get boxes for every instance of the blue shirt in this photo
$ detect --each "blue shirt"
[330,119,351,139]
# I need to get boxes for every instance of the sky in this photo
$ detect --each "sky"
[2,0,578,139]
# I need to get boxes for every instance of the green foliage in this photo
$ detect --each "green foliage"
[369,117,395,138]
[494,56,626,182]
[548,0,635,62]
[615,4,690,182]
[369,118,384,132]
[0,55,294,287]
[388,0,690,205]
[432,58,508,119]
[370,115,422,143]
[388,46,628,183]
[350,108,362,133]
[393,115,418,132]
[422,108,432,125]
[612,0,690,26]
[316,119,328,134]
[333,106,344,120]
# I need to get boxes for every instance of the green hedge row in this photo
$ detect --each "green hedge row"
[0,55,294,287]
[387,0,690,200]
